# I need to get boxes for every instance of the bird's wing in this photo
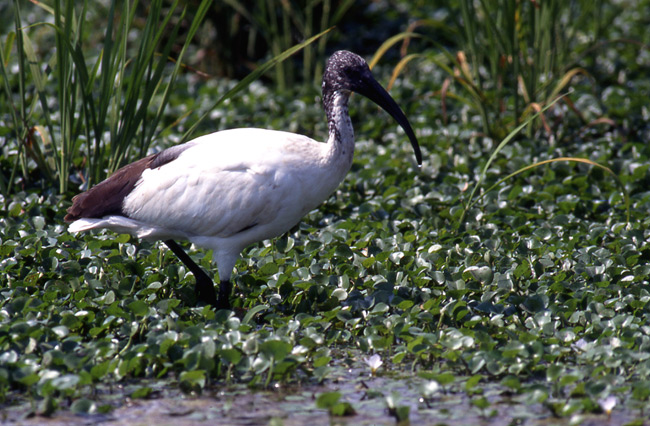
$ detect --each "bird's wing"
[121,129,324,239]
[65,142,198,222]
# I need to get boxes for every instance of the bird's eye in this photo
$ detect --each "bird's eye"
[344,66,360,79]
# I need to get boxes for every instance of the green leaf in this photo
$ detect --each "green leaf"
[331,402,356,416]
[218,349,242,365]
[546,364,563,382]
[127,300,149,316]
[70,398,96,414]
[391,405,409,421]
[466,374,482,390]
[242,304,268,325]
[259,340,292,360]
[316,391,341,409]
[179,370,206,389]
[632,381,650,401]
[131,386,153,399]
[313,356,331,368]
[433,372,456,385]
[471,396,490,410]
[90,361,111,380]
[259,261,279,276]
[37,396,57,417]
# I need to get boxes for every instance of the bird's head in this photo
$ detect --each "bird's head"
[322,50,422,166]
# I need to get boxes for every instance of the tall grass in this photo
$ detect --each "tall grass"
[378,0,603,139]
[1,0,213,193]
[453,0,599,136]
[0,5,29,196]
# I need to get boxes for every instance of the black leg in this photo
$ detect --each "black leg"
[217,280,232,310]
[164,240,218,307]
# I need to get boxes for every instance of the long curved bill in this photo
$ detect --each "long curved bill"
[353,69,423,166]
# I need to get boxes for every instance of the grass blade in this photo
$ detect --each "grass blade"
[368,32,421,69]
[146,0,213,153]
[459,92,569,226]
[387,53,423,91]
[474,157,630,225]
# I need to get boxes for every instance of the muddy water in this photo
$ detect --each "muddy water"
[5,370,644,426]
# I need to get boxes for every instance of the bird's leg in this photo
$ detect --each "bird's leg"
[217,280,232,310]
[163,240,218,307]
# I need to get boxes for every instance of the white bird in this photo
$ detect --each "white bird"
[65,50,422,309]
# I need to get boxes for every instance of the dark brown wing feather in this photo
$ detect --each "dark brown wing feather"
[64,144,192,222]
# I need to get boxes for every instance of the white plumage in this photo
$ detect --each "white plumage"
[66,51,421,309]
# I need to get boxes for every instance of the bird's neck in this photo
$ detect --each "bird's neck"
[324,90,355,168]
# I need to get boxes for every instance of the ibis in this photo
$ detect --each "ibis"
[65,50,422,309]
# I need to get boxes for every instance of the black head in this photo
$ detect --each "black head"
[322,50,422,166]
[322,51,375,96]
